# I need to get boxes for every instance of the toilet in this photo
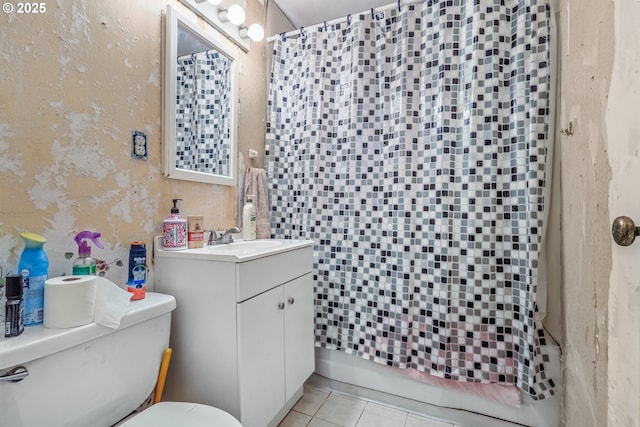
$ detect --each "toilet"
[120,402,241,427]
[0,292,241,427]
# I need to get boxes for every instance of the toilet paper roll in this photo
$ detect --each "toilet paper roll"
[44,275,97,329]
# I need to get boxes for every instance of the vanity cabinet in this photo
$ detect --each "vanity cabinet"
[154,239,314,427]
[238,274,314,427]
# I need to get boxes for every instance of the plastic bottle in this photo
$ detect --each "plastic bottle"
[4,274,24,338]
[163,198,188,250]
[18,232,48,326]
[72,231,104,275]
[242,195,257,241]
[127,241,147,300]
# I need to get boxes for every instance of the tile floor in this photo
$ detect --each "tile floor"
[279,385,469,427]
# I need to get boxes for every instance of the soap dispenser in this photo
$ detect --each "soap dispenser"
[72,231,104,275]
[163,198,188,250]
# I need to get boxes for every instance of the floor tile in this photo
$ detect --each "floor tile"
[356,402,408,427]
[290,375,528,427]
[279,410,312,427]
[308,418,344,427]
[314,393,367,427]
[294,386,331,416]
[405,414,453,427]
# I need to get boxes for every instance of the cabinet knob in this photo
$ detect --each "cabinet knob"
[288,297,295,305]
[278,302,285,310]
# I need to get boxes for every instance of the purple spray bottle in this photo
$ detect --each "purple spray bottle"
[72,231,104,275]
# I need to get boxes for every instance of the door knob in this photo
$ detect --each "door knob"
[612,216,640,246]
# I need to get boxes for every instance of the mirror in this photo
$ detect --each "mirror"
[163,5,238,185]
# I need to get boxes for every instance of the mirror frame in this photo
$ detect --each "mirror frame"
[163,5,238,186]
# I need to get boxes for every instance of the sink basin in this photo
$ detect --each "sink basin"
[213,240,282,251]
[211,240,284,251]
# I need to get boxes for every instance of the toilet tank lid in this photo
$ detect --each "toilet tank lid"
[0,292,176,371]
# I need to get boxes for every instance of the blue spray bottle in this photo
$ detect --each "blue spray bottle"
[18,232,48,326]
[72,231,104,276]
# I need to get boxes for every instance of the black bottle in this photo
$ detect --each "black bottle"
[5,274,24,337]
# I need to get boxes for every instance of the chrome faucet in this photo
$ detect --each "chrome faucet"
[208,227,241,245]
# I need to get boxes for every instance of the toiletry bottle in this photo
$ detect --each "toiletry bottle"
[72,231,104,275]
[18,232,48,326]
[187,215,205,248]
[163,198,188,250]
[242,195,257,241]
[127,241,147,300]
[4,274,24,338]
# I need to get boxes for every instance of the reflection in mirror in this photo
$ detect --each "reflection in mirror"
[163,5,237,185]
[176,51,231,177]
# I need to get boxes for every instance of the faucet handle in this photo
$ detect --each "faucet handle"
[205,230,217,245]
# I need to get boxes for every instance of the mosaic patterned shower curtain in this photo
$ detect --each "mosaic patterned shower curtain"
[267,0,555,399]
[176,51,231,175]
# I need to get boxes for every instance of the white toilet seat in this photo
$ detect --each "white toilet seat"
[120,402,242,427]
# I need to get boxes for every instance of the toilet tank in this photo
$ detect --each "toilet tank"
[0,292,176,427]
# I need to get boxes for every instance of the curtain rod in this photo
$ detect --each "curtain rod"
[267,0,425,42]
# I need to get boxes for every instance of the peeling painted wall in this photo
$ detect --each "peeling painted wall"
[0,0,269,287]
[558,0,613,425]
[607,0,640,425]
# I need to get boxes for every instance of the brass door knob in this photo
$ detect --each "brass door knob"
[612,216,640,246]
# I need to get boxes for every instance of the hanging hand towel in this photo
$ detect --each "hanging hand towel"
[244,167,271,239]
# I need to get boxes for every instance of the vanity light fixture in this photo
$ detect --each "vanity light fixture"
[178,0,263,51]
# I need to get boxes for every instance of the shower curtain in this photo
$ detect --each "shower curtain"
[176,51,231,176]
[267,0,555,399]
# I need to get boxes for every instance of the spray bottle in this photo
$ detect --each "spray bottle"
[72,231,104,275]
[4,274,24,337]
[18,232,48,326]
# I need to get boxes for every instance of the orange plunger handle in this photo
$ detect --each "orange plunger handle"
[154,348,173,404]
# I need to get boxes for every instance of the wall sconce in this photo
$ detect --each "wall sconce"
[179,0,264,51]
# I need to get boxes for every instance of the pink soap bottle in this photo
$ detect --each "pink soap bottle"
[162,198,187,251]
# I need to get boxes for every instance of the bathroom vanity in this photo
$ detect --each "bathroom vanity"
[154,237,315,427]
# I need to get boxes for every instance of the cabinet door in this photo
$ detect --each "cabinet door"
[237,285,285,427]
[284,273,315,401]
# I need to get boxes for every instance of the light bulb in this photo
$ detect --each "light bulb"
[227,4,245,25]
[246,23,264,42]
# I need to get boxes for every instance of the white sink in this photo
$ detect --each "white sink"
[154,237,312,262]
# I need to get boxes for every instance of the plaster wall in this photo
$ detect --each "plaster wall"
[558,0,613,425]
[0,0,271,287]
